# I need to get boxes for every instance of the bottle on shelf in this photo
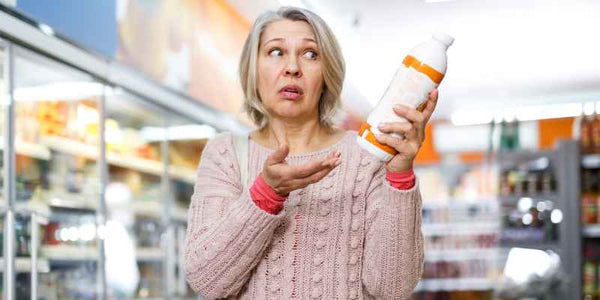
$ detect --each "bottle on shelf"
[583,169,598,224]
[582,113,594,154]
[593,112,600,154]
[584,247,598,300]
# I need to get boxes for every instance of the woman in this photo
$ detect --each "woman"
[184,6,437,300]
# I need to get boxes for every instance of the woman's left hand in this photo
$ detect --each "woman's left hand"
[375,89,439,172]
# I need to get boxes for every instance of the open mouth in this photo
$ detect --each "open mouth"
[279,85,304,100]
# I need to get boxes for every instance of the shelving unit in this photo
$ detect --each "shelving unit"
[420,197,501,294]
[494,141,580,300]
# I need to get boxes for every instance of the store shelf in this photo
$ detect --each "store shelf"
[40,136,99,160]
[112,201,162,219]
[494,150,553,164]
[499,240,559,251]
[425,248,501,262]
[422,222,500,236]
[136,247,165,262]
[13,200,51,220]
[40,136,196,183]
[583,224,600,237]
[0,139,51,160]
[582,154,600,169]
[422,200,498,209]
[111,201,188,222]
[44,192,98,211]
[415,278,495,292]
[40,245,98,262]
[0,257,50,273]
[497,194,559,204]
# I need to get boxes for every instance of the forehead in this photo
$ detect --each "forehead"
[261,19,316,44]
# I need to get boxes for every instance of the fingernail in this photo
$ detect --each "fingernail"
[394,105,407,111]
[378,123,387,130]
[375,134,384,141]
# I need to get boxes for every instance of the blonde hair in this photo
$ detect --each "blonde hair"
[239,7,345,128]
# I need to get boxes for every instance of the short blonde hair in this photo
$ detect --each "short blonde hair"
[239,7,345,128]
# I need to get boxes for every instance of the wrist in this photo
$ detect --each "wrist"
[386,160,413,172]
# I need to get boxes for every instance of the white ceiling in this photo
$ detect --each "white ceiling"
[226,0,600,121]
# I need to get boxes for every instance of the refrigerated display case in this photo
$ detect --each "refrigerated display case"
[12,43,103,299]
[0,36,217,300]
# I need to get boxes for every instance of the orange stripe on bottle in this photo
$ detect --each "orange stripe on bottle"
[402,55,444,84]
[358,123,397,156]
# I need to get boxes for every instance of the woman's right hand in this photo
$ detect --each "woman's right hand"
[262,143,341,196]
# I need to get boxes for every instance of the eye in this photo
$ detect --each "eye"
[268,49,282,57]
[303,50,318,60]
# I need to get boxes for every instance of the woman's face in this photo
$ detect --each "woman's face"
[257,19,324,124]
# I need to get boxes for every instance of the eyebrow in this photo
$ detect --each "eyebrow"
[263,37,317,45]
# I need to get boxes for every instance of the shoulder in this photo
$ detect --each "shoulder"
[203,132,234,153]
[199,132,236,166]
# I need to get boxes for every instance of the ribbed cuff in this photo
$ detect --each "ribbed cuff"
[250,173,288,214]
[386,169,416,190]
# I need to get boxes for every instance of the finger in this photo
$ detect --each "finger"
[290,159,340,188]
[422,89,439,123]
[393,105,425,124]
[379,122,418,141]
[378,122,414,136]
[374,133,404,151]
[267,143,289,165]
[291,151,340,178]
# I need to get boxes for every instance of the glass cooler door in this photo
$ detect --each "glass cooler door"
[104,89,168,299]
[13,45,103,299]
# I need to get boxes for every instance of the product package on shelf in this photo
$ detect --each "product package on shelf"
[495,154,561,246]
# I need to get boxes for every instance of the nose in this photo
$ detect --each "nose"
[284,56,302,77]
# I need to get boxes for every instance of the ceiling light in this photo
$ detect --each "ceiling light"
[39,23,54,36]
[14,81,111,101]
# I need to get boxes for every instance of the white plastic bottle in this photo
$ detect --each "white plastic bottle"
[357,33,454,161]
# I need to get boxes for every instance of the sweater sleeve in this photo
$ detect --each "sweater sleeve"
[183,134,285,299]
[361,167,424,300]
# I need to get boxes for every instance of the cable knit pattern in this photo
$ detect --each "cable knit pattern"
[184,131,424,300]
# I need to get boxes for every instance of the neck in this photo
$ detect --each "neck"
[261,117,331,153]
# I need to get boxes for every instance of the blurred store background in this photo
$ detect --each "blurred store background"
[0,0,598,299]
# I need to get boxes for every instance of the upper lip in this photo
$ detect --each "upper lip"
[279,84,304,95]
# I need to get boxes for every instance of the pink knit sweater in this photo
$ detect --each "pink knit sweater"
[184,131,424,300]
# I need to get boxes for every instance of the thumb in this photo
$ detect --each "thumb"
[268,143,289,165]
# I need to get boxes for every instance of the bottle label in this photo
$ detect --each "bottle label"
[367,55,442,132]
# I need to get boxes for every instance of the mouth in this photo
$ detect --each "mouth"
[279,85,304,100]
